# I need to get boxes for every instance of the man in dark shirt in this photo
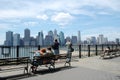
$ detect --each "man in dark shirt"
[52,39,59,55]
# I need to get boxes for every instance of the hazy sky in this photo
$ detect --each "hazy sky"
[0,0,120,44]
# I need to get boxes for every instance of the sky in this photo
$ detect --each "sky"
[0,0,120,44]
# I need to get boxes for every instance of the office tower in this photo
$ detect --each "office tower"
[71,36,77,45]
[30,37,36,46]
[98,34,104,44]
[65,36,71,43]
[78,31,81,44]
[48,30,54,44]
[116,38,119,44]
[54,29,59,42]
[48,30,54,37]
[59,31,65,46]
[90,36,96,45]
[104,37,108,44]
[44,35,53,46]
[13,33,20,46]
[24,28,30,46]
[86,38,91,44]
[20,38,24,46]
[4,31,13,46]
[38,31,44,46]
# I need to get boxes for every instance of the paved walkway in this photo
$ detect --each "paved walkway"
[0,56,120,80]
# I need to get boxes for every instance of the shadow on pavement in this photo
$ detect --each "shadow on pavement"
[1,66,76,80]
[34,66,76,75]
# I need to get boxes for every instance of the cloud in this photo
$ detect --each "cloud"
[51,12,74,26]
[0,9,36,19]
[36,14,48,20]
[23,21,39,27]
[0,0,119,20]
[0,23,16,30]
[97,11,112,15]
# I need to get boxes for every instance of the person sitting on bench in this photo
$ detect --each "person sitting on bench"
[103,46,110,56]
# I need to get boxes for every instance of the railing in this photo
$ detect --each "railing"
[0,44,120,59]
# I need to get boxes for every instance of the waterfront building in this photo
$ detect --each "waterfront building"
[48,30,54,44]
[98,34,104,44]
[37,31,44,46]
[54,29,59,42]
[71,36,77,45]
[77,31,81,44]
[86,38,91,45]
[90,36,97,45]
[4,31,13,46]
[13,33,20,46]
[48,30,54,37]
[30,37,36,46]
[116,38,119,44]
[65,36,71,43]
[24,28,30,46]
[59,31,65,46]
[44,35,53,46]
[104,37,108,44]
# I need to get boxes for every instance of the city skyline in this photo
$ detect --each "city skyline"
[0,0,120,44]
[3,28,119,46]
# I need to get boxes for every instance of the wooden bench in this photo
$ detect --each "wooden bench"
[29,54,71,73]
[0,57,30,74]
[100,49,120,59]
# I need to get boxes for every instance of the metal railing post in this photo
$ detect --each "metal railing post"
[16,46,19,58]
[79,45,81,58]
[88,45,90,57]
[95,45,98,56]
[102,44,104,51]
[16,46,19,64]
[38,45,41,50]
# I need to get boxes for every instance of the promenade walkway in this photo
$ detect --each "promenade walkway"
[0,56,120,80]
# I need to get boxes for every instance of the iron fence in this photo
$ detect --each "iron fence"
[0,44,120,59]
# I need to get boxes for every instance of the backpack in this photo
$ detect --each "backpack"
[70,47,74,52]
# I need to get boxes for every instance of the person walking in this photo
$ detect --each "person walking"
[65,40,74,66]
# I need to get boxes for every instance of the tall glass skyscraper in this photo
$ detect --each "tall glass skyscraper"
[54,29,59,42]
[48,30,54,45]
[72,36,77,45]
[78,31,81,44]
[38,31,44,46]
[13,33,20,46]
[24,28,30,46]
[4,31,13,46]
[98,34,104,44]
[59,31,65,46]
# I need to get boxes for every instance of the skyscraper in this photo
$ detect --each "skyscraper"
[13,33,20,46]
[90,36,96,45]
[38,31,44,46]
[44,35,53,46]
[115,38,119,44]
[78,31,81,44]
[65,36,71,43]
[4,31,13,46]
[59,31,65,46]
[104,37,108,44]
[48,30,54,45]
[98,34,104,44]
[48,30,54,37]
[24,28,30,46]
[54,29,59,42]
[72,36,77,45]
